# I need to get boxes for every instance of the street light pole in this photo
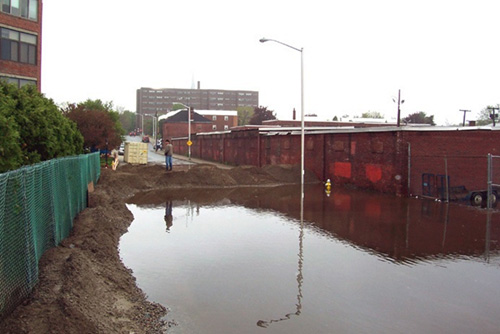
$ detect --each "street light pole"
[136,113,144,135]
[188,105,191,160]
[260,37,305,189]
[257,38,305,329]
[154,112,157,149]
[174,102,192,160]
[136,113,145,135]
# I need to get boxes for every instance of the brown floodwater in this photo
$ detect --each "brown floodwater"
[120,184,500,334]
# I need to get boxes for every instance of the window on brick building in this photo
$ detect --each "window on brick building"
[1,0,38,20]
[0,28,37,64]
[28,0,37,19]
[0,76,36,88]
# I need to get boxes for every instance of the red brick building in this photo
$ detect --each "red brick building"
[160,109,213,140]
[0,0,42,90]
[196,110,238,131]
[171,125,500,200]
[160,109,240,140]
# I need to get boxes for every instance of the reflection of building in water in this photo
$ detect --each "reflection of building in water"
[231,184,500,264]
[311,187,500,263]
[164,201,173,232]
[133,185,499,262]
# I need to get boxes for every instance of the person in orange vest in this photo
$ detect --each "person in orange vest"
[111,151,119,170]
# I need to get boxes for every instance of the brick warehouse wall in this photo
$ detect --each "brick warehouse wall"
[163,122,213,139]
[0,1,43,91]
[171,127,500,197]
[403,129,500,198]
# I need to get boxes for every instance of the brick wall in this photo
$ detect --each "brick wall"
[172,127,500,197]
[0,1,43,91]
[162,122,212,139]
[403,129,500,197]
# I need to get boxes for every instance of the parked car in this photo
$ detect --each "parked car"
[142,136,150,143]
[118,143,125,155]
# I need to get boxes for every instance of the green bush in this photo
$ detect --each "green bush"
[0,82,84,173]
[0,94,23,171]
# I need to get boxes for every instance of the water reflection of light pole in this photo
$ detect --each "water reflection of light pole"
[260,37,304,189]
[257,186,304,328]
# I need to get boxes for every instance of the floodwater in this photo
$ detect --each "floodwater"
[120,184,500,334]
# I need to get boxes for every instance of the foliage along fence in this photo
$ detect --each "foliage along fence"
[0,152,101,320]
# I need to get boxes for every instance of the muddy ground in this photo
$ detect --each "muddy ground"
[0,163,318,334]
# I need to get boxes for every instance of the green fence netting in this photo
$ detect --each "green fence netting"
[0,152,100,319]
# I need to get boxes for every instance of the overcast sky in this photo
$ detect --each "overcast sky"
[41,0,500,125]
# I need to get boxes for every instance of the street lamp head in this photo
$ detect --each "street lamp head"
[259,38,269,43]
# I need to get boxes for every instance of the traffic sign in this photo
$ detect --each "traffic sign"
[187,140,192,146]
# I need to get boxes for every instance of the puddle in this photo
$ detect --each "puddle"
[120,185,500,334]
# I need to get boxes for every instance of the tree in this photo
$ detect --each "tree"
[236,106,254,126]
[64,100,122,151]
[402,111,435,125]
[361,111,383,119]
[118,110,137,133]
[0,82,83,172]
[80,99,125,140]
[249,106,276,125]
[0,90,22,171]
[476,104,499,126]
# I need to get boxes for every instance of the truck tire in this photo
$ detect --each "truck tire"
[489,192,498,208]
[470,192,484,206]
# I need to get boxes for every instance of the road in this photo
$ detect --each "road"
[124,136,193,166]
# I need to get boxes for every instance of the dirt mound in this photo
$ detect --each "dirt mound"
[0,164,318,334]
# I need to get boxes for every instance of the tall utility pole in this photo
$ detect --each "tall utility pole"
[459,109,471,126]
[488,107,499,127]
[393,89,404,127]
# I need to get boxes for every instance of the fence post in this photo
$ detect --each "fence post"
[487,153,492,210]
[444,155,449,202]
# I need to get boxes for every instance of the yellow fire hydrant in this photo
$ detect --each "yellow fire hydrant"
[325,179,331,196]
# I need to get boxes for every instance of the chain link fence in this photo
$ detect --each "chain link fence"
[487,154,500,209]
[0,152,100,319]
[409,152,500,208]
